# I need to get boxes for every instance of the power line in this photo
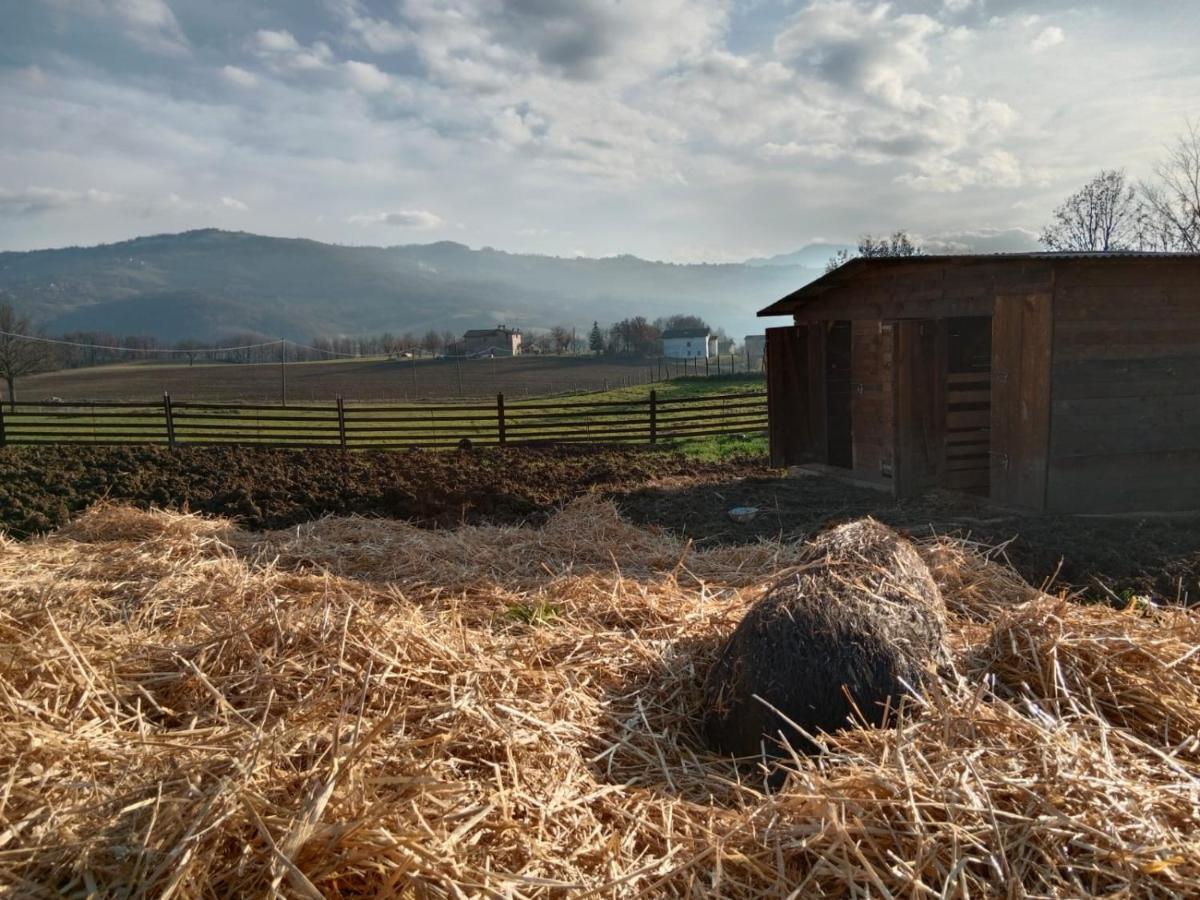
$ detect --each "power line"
[0,330,372,360]
[283,339,361,358]
[0,329,285,354]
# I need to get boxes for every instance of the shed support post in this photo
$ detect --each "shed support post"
[497,392,506,446]
[0,401,6,448]
[649,389,657,445]
[163,392,176,447]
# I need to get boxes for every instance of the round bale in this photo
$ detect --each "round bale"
[702,518,947,758]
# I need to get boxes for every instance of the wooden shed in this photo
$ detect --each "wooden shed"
[758,253,1200,513]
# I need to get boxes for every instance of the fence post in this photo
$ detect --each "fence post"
[337,395,347,450]
[649,389,657,445]
[497,392,506,446]
[716,354,722,376]
[163,392,176,446]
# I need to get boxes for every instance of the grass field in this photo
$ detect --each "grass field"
[17,353,757,403]
[3,374,768,458]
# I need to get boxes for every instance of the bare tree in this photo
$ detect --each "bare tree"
[1139,121,1200,252]
[421,330,444,354]
[0,302,49,408]
[1040,169,1141,251]
[826,231,923,272]
[549,326,572,354]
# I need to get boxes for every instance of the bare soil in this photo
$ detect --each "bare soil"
[614,472,1200,603]
[0,444,722,536]
[18,355,702,402]
[2,445,1197,600]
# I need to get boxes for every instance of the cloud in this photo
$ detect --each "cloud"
[47,0,191,55]
[1030,26,1065,52]
[220,65,258,88]
[896,149,1025,192]
[342,60,391,94]
[0,186,120,216]
[254,29,333,72]
[774,1,944,110]
[219,196,248,211]
[393,0,727,86]
[335,0,416,53]
[922,226,1041,253]
[348,210,445,229]
[6,0,1197,273]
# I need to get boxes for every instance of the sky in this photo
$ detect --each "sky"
[1,0,1198,261]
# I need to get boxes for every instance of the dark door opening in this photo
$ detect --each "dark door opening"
[826,320,853,468]
[945,316,992,496]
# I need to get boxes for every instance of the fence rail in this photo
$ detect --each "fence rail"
[0,390,767,450]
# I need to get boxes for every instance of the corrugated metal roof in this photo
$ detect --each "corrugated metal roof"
[758,251,1200,317]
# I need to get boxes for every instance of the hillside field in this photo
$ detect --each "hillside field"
[16,354,754,403]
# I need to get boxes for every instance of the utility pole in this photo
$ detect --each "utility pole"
[280,339,287,406]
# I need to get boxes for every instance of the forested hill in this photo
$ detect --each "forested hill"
[0,229,823,342]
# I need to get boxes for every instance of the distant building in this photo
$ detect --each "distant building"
[744,334,765,366]
[452,326,522,357]
[662,327,714,359]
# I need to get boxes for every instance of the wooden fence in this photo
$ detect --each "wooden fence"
[0,390,767,450]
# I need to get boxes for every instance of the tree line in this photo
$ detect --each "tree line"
[0,303,741,406]
[587,315,734,357]
[1041,121,1200,252]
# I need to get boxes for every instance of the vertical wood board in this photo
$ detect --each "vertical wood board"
[990,293,1053,509]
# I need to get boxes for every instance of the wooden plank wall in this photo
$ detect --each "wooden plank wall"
[1047,260,1200,512]
[850,319,893,479]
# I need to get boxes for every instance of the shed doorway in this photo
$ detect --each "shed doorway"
[825,320,853,468]
[944,317,992,496]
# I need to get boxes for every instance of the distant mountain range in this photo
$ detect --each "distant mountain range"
[0,229,831,344]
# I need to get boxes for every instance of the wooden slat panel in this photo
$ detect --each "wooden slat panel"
[946,373,991,386]
[945,393,993,408]
[946,410,990,430]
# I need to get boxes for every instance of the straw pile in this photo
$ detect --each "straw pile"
[1,498,1199,897]
[702,519,947,758]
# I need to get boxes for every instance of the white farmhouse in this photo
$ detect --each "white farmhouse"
[661,327,714,359]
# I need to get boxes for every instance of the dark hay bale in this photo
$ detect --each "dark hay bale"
[702,518,948,758]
